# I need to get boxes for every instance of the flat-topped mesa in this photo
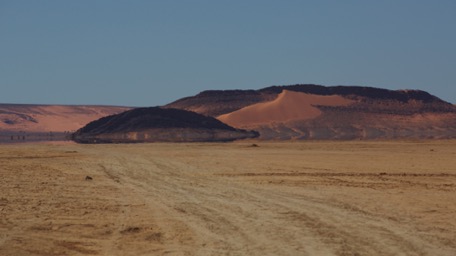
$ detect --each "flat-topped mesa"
[72,107,259,143]
[166,84,453,118]
[166,84,456,140]
[260,85,447,103]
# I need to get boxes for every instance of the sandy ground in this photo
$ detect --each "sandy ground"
[1,141,456,255]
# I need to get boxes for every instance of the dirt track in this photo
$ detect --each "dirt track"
[1,141,456,255]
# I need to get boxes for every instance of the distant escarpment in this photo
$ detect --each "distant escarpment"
[166,84,456,140]
[0,104,131,142]
[0,104,130,133]
[72,107,258,143]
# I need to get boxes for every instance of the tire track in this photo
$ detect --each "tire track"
[97,147,456,255]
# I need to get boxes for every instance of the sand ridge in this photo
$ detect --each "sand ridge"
[0,105,130,132]
[217,90,354,127]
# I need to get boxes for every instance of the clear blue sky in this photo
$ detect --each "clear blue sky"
[1,1,455,106]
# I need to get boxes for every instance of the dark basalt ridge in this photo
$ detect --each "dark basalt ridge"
[260,84,445,103]
[72,107,259,143]
[166,84,453,117]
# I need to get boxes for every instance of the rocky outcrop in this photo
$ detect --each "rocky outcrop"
[260,84,447,103]
[166,84,452,117]
[72,107,259,143]
[166,84,456,140]
[165,90,277,116]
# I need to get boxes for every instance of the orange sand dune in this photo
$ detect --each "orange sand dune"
[218,90,354,127]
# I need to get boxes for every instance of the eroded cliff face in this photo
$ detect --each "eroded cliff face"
[72,107,258,143]
[166,84,456,140]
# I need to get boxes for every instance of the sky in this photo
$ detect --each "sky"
[1,1,455,106]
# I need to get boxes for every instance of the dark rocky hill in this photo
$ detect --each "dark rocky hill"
[166,84,453,117]
[72,107,259,143]
[166,84,456,140]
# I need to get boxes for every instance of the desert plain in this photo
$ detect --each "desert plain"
[1,140,456,255]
